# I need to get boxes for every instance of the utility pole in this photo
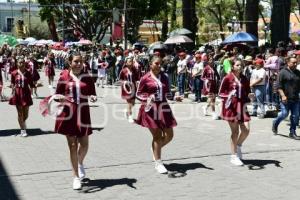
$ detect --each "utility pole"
[62,0,65,44]
[123,0,127,50]
[28,0,31,37]
[10,0,14,35]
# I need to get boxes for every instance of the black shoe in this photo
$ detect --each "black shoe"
[289,133,300,140]
[272,124,278,135]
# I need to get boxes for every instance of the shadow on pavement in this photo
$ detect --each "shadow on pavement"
[165,162,214,178]
[242,159,282,170]
[0,159,20,200]
[80,178,137,193]
[275,134,291,139]
[91,127,104,133]
[0,128,55,137]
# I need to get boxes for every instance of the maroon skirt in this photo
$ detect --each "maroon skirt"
[121,82,136,100]
[202,80,217,95]
[55,102,93,137]
[32,69,40,82]
[135,102,177,129]
[45,67,55,77]
[9,88,33,106]
[220,97,250,123]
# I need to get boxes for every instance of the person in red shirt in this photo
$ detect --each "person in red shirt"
[26,54,40,97]
[9,57,35,137]
[119,57,139,123]
[43,52,56,88]
[218,58,254,166]
[201,56,219,119]
[136,56,177,174]
[54,52,97,190]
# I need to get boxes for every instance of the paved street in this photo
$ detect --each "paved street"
[1,71,300,200]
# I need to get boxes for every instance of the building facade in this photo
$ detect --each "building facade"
[0,1,40,34]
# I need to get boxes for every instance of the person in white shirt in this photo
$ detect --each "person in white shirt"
[177,51,187,96]
[250,58,266,118]
[191,53,204,102]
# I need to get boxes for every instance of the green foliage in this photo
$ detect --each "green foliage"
[29,24,51,39]
[37,0,164,43]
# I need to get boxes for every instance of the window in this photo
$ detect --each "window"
[6,18,14,32]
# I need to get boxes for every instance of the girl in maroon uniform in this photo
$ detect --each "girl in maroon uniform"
[26,55,40,97]
[119,57,139,123]
[136,56,177,174]
[82,55,91,73]
[201,57,219,119]
[9,57,34,137]
[54,52,97,190]
[43,52,56,88]
[7,52,17,77]
[218,58,253,166]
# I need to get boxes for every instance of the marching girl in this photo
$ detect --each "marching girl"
[136,56,177,174]
[7,52,17,79]
[119,57,139,123]
[218,58,253,166]
[201,56,219,120]
[82,55,91,73]
[9,57,35,137]
[26,54,40,97]
[54,52,97,190]
[43,52,56,88]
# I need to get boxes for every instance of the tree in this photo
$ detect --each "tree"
[234,0,245,29]
[198,0,236,40]
[125,0,165,43]
[270,0,291,46]
[38,0,165,44]
[38,0,60,41]
[182,0,198,43]
[170,0,177,30]
[245,0,259,41]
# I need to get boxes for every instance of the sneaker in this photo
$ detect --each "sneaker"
[155,160,168,174]
[20,130,28,137]
[230,155,244,166]
[272,122,278,135]
[128,115,134,123]
[289,133,300,140]
[237,145,242,159]
[78,164,86,179]
[202,106,208,116]
[212,112,219,120]
[72,177,82,190]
